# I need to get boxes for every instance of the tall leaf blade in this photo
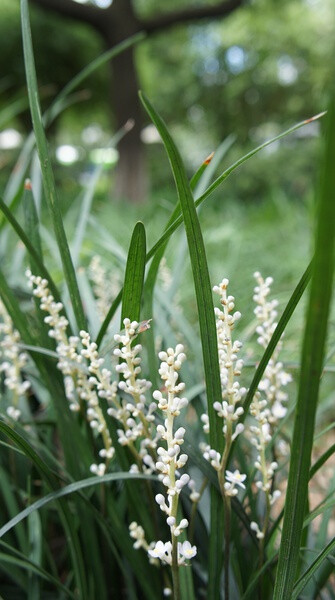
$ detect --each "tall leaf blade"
[23,180,42,261]
[273,100,335,599]
[20,0,86,331]
[142,148,224,386]
[27,512,42,600]
[23,180,55,349]
[139,91,223,599]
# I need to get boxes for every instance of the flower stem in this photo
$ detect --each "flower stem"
[171,536,180,600]
[258,496,271,600]
[218,423,233,600]
[224,495,231,600]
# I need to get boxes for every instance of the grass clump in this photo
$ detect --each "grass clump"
[0,2,334,599]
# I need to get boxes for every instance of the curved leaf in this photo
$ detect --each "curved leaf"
[140,90,222,600]
[0,471,156,539]
[21,0,86,331]
[273,100,335,600]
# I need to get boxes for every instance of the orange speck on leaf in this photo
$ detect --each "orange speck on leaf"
[204,151,214,165]
[304,111,326,124]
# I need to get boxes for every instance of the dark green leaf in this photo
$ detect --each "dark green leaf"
[273,100,335,600]
[121,221,146,325]
[21,0,86,331]
[140,90,222,599]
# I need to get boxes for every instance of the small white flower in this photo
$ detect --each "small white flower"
[225,469,246,489]
[178,540,197,560]
[148,541,172,565]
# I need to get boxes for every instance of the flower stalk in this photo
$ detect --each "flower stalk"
[250,273,291,596]
[129,345,196,599]
[201,278,247,598]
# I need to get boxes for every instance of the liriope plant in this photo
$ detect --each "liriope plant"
[0,2,334,599]
[0,260,295,599]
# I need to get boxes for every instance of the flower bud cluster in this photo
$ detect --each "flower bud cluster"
[158,257,173,292]
[128,523,183,577]
[201,279,247,498]
[27,272,69,344]
[110,318,158,472]
[249,272,290,538]
[129,521,149,551]
[253,272,292,423]
[188,478,200,502]
[249,392,281,506]
[250,521,264,540]
[26,271,114,474]
[201,441,247,497]
[77,330,117,474]
[149,345,196,565]
[202,279,246,441]
[26,272,158,477]
[0,299,30,420]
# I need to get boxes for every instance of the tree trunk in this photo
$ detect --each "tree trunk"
[101,0,147,203]
[110,44,148,203]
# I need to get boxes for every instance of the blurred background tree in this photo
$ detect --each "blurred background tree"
[0,0,332,203]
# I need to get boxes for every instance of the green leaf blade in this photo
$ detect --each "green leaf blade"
[273,100,335,600]
[140,91,223,599]
[21,0,86,332]
[121,221,146,325]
